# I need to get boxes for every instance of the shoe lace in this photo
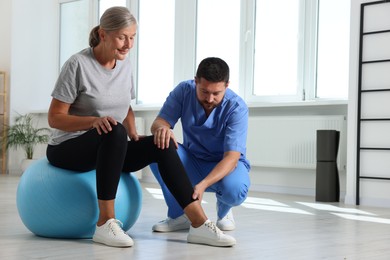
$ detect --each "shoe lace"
[108,219,126,236]
[158,217,172,224]
[204,221,223,235]
[225,214,233,221]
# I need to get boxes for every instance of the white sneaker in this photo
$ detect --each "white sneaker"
[152,214,191,232]
[187,220,236,247]
[92,218,134,247]
[216,209,236,231]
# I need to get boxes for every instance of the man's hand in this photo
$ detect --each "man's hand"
[192,181,208,202]
[153,126,178,149]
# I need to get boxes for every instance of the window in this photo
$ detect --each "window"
[196,0,241,94]
[246,0,349,102]
[59,0,126,70]
[99,0,126,18]
[316,0,350,99]
[252,0,303,100]
[59,0,89,69]
[58,0,350,105]
[136,0,175,104]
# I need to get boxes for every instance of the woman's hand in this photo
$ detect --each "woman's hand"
[92,116,117,135]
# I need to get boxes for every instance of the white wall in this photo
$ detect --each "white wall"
[10,0,58,116]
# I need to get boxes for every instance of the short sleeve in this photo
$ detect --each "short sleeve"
[224,103,249,154]
[158,82,187,128]
[51,57,80,104]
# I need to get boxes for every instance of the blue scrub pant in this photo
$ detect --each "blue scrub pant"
[150,144,250,219]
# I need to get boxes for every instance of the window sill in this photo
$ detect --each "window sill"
[247,99,348,108]
[132,104,163,112]
[132,99,348,112]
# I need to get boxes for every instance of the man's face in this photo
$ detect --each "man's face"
[195,77,228,113]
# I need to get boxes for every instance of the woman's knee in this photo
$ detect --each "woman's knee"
[159,138,177,152]
[155,137,179,157]
[106,123,128,142]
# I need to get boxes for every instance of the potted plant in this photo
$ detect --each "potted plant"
[1,113,51,171]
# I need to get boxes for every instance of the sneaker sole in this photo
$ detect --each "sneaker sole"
[92,235,134,247]
[187,235,236,247]
[152,223,191,232]
[216,223,236,231]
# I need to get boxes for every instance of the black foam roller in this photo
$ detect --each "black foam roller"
[315,161,340,202]
[316,130,340,162]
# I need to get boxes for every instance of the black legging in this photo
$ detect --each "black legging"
[46,123,195,209]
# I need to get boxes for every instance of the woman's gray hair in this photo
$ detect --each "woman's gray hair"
[89,6,137,47]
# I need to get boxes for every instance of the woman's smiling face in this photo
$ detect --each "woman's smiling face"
[103,24,137,60]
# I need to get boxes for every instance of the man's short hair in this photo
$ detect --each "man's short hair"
[196,57,229,84]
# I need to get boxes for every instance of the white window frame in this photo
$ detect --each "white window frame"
[58,0,348,108]
[241,0,320,104]
[58,0,96,70]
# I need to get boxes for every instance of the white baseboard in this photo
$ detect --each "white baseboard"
[358,197,390,209]
[249,184,315,197]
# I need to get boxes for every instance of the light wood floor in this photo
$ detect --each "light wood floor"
[1,174,390,260]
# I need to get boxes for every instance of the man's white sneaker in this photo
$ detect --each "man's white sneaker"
[92,218,134,247]
[187,220,236,247]
[216,209,236,231]
[152,214,191,232]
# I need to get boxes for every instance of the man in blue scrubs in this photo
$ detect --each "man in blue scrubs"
[150,57,251,232]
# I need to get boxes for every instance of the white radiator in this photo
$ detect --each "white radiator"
[246,115,346,169]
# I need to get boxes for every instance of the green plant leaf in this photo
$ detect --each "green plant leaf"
[0,113,51,159]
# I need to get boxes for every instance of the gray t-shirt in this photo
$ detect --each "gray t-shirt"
[49,47,135,145]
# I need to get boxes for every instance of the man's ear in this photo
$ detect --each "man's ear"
[225,81,230,88]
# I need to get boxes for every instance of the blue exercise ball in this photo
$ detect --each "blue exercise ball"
[16,158,142,239]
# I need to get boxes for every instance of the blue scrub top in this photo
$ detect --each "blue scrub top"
[158,80,250,169]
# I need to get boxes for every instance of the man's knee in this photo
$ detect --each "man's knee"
[233,184,249,206]
[218,182,249,207]
[149,163,159,174]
